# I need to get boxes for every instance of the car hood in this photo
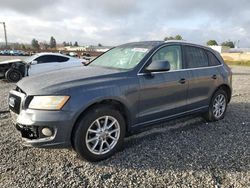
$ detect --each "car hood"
[17,66,126,95]
[0,59,23,65]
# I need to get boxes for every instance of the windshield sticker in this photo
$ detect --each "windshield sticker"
[132,48,149,53]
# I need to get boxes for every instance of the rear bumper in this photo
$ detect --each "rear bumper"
[10,109,75,148]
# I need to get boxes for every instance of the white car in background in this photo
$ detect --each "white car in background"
[0,52,86,82]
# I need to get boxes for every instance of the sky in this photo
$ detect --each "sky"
[0,0,249,47]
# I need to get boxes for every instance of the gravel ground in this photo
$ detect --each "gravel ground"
[0,66,249,187]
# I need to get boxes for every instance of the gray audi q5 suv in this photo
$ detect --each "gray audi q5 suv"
[9,41,232,161]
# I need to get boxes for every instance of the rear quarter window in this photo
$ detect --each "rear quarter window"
[56,56,70,62]
[207,51,221,66]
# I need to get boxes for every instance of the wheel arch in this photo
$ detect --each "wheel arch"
[214,84,232,103]
[70,98,131,147]
[12,62,27,77]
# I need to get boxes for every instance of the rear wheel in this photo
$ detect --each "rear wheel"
[204,89,228,122]
[73,105,126,162]
[5,69,22,82]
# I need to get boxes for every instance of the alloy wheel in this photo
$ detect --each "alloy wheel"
[85,116,120,155]
[212,94,226,119]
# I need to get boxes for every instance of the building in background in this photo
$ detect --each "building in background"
[58,46,87,51]
[208,45,230,53]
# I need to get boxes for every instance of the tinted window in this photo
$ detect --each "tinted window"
[184,46,208,68]
[207,51,221,66]
[151,45,182,70]
[35,55,55,64]
[56,56,69,62]
[35,55,69,64]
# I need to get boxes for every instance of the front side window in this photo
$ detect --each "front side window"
[151,45,182,70]
[35,55,52,64]
[90,45,153,70]
[184,46,208,68]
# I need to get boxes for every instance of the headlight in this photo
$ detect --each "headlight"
[29,96,70,110]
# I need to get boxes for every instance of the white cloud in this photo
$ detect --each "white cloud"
[0,0,249,47]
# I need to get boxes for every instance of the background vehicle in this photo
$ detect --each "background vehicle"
[0,52,86,82]
[26,52,86,76]
[82,52,93,61]
[0,59,27,82]
[9,41,232,161]
[0,50,10,56]
[9,50,29,56]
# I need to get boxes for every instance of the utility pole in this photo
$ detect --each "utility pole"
[0,22,8,48]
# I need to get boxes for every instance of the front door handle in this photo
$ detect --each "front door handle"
[179,78,186,84]
[211,75,217,79]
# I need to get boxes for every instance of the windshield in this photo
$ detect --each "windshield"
[24,54,39,63]
[90,45,152,70]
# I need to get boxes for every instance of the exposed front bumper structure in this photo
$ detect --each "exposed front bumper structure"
[9,90,74,148]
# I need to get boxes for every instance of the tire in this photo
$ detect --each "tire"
[73,105,126,162]
[5,69,22,82]
[203,89,228,122]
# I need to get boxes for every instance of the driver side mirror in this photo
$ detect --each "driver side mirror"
[30,60,38,65]
[145,60,170,72]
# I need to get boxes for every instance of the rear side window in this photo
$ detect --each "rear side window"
[184,46,208,68]
[56,56,69,62]
[35,55,69,64]
[207,51,221,66]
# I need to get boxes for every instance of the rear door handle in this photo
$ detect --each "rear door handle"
[179,78,186,84]
[211,75,217,79]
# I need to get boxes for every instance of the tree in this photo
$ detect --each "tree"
[175,35,183,40]
[31,38,40,49]
[74,41,79,47]
[164,35,183,41]
[164,36,175,41]
[21,44,26,50]
[221,40,235,48]
[49,36,57,48]
[98,43,103,47]
[39,41,49,50]
[207,40,218,46]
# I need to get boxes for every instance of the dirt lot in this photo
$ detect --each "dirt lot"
[0,66,249,187]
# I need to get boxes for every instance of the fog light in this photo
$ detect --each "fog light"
[41,128,53,137]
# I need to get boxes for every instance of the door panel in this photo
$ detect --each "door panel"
[61,60,82,68]
[182,45,220,110]
[136,45,188,125]
[187,67,220,109]
[137,71,188,124]
[29,63,58,75]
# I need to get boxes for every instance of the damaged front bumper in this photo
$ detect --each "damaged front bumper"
[9,90,74,148]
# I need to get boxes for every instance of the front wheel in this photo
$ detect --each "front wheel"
[203,89,228,122]
[73,105,126,162]
[5,69,22,82]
